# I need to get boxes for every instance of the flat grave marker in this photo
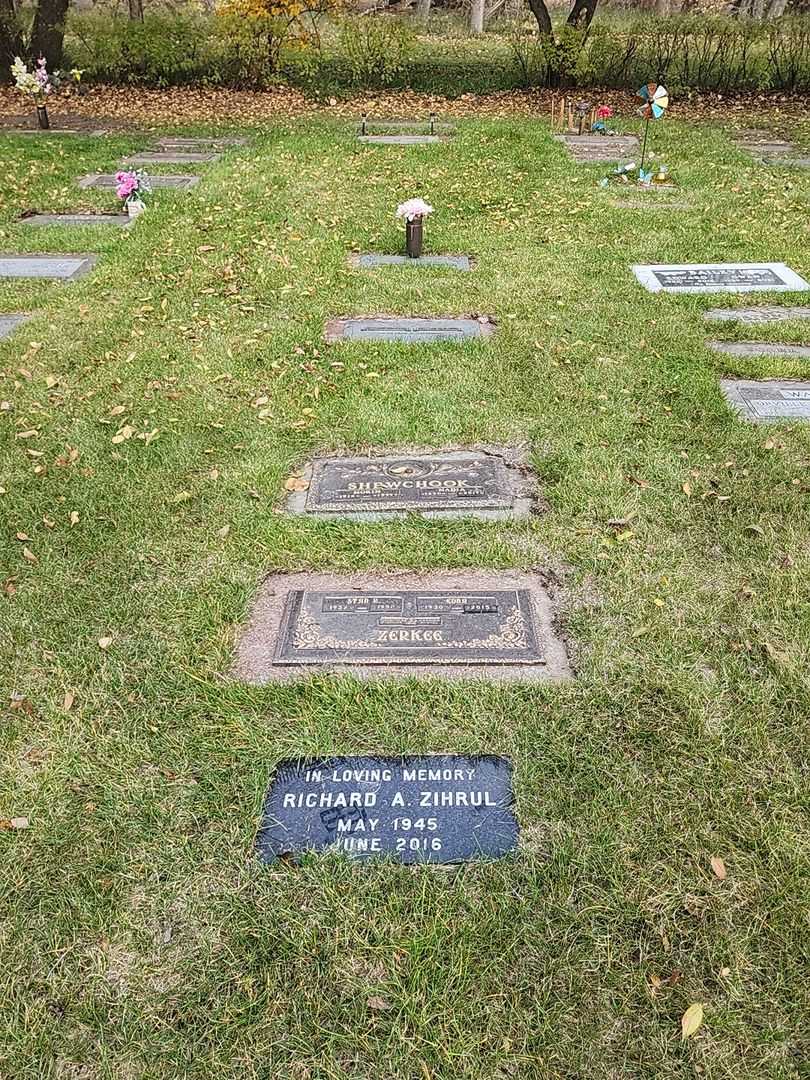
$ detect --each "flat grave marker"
[709,340,810,360]
[325,316,494,343]
[77,173,201,190]
[0,254,98,281]
[287,449,533,521]
[721,379,810,421]
[155,135,248,149]
[0,313,30,339]
[233,570,571,684]
[557,134,639,163]
[21,212,132,228]
[705,306,810,324]
[123,151,220,165]
[350,253,472,271]
[257,754,518,865]
[632,262,810,294]
[358,135,442,145]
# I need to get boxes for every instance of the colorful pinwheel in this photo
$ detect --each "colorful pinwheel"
[637,83,669,172]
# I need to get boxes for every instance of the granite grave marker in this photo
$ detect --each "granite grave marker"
[721,379,810,421]
[632,262,810,294]
[0,254,98,280]
[0,314,30,340]
[155,136,248,149]
[709,340,810,360]
[704,306,810,324]
[257,754,518,864]
[287,450,533,520]
[350,254,472,271]
[325,316,493,343]
[358,135,442,145]
[123,151,220,165]
[556,134,639,163]
[21,212,132,228]
[78,173,201,190]
[233,570,571,683]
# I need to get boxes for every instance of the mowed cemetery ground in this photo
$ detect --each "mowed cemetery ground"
[1,112,809,1079]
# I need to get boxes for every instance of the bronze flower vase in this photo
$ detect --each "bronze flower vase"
[36,104,50,130]
[405,217,423,259]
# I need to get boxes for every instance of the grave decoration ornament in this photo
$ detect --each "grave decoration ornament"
[637,82,669,177]
[591,105,614,135]
[115,169,152,218]
[11,56,61,130]
[396,198,433,259]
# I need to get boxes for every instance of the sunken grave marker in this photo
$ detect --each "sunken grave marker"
[325,316,494,343]
[77,173,201,190]
[233,570,571,684]
[286,450,533,521]
[350,254,472,271]
[0,254,98,280]
[709,341,810,360]
[257,754,518,865]
[21,212,133,228]
[0,314,30,340]
[123,151,221,165]
[705,306,810,324]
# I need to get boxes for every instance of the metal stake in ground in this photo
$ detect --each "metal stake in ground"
[637,82,669,175]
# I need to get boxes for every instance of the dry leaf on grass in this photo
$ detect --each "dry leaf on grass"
[681,1003,704,1040]
[284,476,309,492]
[98,636,113,650]
[710,856,727,880]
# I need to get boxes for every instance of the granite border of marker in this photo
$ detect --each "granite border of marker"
[632,262,810,294]
[284,445,538,522]
[0,254,99,281]
[0,313,31,340]
[232,569,572,685]
[325,315,495,343]
[348,253,473,271]
[20,211,134,228]
[721,378,810,422]
[357,119,456,133]
[77,173,201,190]
[709,340,810,360]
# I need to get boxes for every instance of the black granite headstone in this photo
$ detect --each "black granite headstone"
[257,754,518,864]
[305,454,511,514]
[274,589,542,666]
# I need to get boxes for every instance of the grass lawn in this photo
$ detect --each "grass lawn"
[1,112,809,1079]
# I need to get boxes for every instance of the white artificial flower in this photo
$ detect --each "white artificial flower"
[396,198,434,221]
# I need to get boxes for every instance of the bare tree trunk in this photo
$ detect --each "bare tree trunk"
[30,0,71,67]
[470,0,485,33]
[416,0,431,19]
[128,0,144,20]
[566,0,598,28]
[526,0,552,35]
[0,0,23,74]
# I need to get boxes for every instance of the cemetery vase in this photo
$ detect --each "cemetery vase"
[36,105,50,130]
[127,198,145,219]
[405,217,423,259]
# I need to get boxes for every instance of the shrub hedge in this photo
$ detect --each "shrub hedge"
[61,11,810,94]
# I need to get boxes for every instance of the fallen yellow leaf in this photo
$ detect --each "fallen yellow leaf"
[681,1002,704,1040]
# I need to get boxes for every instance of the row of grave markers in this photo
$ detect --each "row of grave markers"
[3,119,810,865]
[253,123,810,862]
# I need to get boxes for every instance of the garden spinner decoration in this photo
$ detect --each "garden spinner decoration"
[637,83,669,178]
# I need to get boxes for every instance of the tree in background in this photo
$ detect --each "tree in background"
[1,0,71,73]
